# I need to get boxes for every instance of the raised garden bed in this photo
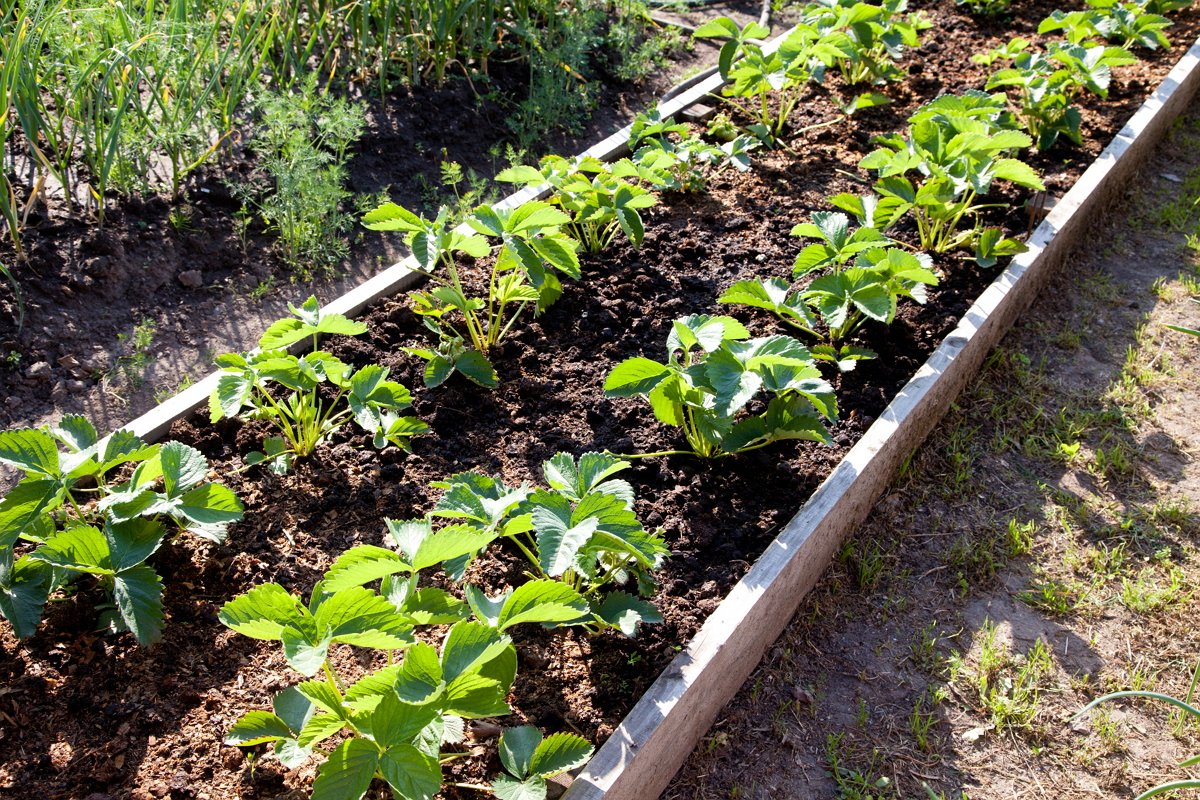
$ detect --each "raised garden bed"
[2,2,1200,799]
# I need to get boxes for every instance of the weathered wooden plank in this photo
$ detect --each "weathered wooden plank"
[562,34,1200,800]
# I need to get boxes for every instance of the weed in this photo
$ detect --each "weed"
[1005,518,1036,557]
[153,373,195,405]
[1119,566,1186,613]
[963,619,1053,734]
[115,317,157,387]
[704,730,730,755]
[840,538,888,591]
[824,733,892,798]
[1018,578,1084,616]
[247,277,275,301]
[911,621,945,674]
[909,691,938,752]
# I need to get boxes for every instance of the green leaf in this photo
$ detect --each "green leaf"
[530,494,599,577]
[499,725,542,779]
[402,588,470,625]
[314,587,415,649]
[441,621,512,681]
[494,165,546,185]
[422,354,455,388]
[444,672,511,717]
[667,315,748,354]
[106,518,166,572]
[498,580,590,631]
[323,545,412,592]
[492,775,548,800]
[274,685,317,732]
[282,623,333,676]
[464,585,508,628]
[177,483,244,526]
[158,441,208,497]
[395,643,445,703]
[274,738,314,769]
[604,358,670,396]
[343,664,404,712]
[52,415,97,452]
[219,583,306,640]
[311,739,379,800]
[295,679,346,717]
[529,732,595,777]
[30,525,112,574]
[596,592,663,637]
[411,525,496,572]
[0,553,50,638]
[992,158,1045,191]
[113,564,165,645]
[0,479,65,548]
[210,372,253,422]
[369,691,440,748]
[362,201,425,231]
[455,350,499,388]
[542,452,629,502]
[297,713,349,748]
[380,744,441,800]
[225,711,294,746]
[0,428,60,477]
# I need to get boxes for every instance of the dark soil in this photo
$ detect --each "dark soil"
[2,2,1200,799]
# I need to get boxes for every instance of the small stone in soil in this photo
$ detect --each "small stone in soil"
[178,270,203,288]
[26,361,51,380]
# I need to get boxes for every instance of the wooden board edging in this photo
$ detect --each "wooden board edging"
[561,34,1200,800]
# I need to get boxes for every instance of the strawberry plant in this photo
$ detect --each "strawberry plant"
[857,99,1044,262]
[492,725,595,800]
[320,452,668,637]
[209,296,427,468]
[978,38,1137,149]
[628,110,756,193]
[604,315,838,457]
[495,155,657,254]
[0,416,244,643]
[222,578,521,799]
[719,212,938,368]
[802,0,930,87]
[695,17,853,143]
[363,200,582,387]
[1040,0,1173,50]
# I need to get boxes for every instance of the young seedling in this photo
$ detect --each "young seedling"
[0,416,243,643]
[719,211,937,369]
[321,452,668,637]
[222,579,524,800]
[363,199,582,387]
[858,96,1044,261]
[978,38,1137,150]
[495,155,657,254]
[210,296,427,470]
[695,17,853,143]
[802,0,930,87]
[605,315,838,457]
[628,109,756,192]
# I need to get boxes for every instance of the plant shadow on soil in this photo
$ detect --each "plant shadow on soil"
[664,116,1200,800]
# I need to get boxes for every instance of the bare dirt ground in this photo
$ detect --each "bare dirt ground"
[666,106,1200,799]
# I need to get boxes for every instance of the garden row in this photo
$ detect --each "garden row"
[2,0,1199,798]
[0,0,681,303]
